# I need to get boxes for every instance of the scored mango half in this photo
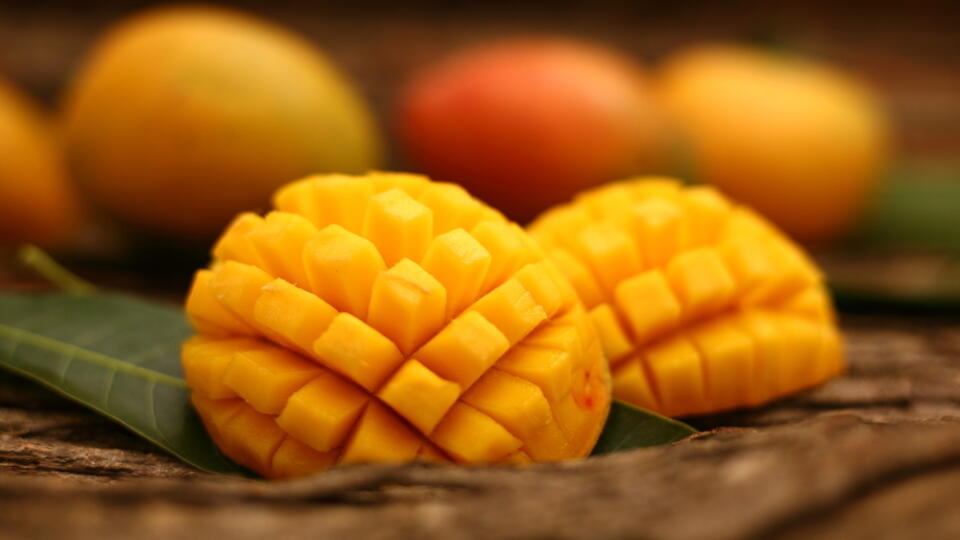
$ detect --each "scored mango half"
[183,172,610,478]
[529,177,843,417]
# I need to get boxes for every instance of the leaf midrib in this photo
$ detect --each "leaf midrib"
[0,323,186,389]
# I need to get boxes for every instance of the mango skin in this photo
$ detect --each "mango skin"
[398,38,666,222]
[0,79,83,248]
[658,44,889,244]
[529,177,844,418]
[183,172,611,478]
[63,6,382,241]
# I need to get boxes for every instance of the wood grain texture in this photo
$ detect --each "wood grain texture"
[0,314,957,538]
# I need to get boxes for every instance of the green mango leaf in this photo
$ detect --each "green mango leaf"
[591,401,697,454]
[824,162,960,309]
[0,292,248,475]
[849,162,960,253]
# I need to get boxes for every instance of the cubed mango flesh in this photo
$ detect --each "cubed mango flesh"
[184,172,611,478]
[529,177,844,417]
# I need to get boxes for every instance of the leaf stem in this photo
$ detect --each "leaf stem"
[17,245,97,295]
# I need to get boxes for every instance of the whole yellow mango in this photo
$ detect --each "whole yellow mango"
[184,172,610,478]
[658,44,889,243]
[63,6,382,241]
[0,79,83,248]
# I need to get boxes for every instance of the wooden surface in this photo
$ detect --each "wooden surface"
[1,313,959,539]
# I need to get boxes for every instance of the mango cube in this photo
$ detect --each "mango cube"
[377,359,461,435]
[420,228,492,319]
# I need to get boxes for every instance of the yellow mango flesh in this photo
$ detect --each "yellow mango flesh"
[184,172,611,478]
[529,177,844,417]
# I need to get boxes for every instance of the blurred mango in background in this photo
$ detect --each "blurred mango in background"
[62,5,382,242]
[658,44,890,244]
[0,78,83,249]
[397,38,666,222]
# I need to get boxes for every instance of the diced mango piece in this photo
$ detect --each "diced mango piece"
[524,320,581,355]
[431,403,523,463]
[496,343,573,404]
[469,279,547,346]
[276,370,368,452]
[207,261,292,346]
[683,186,732,247]
[471,221,540,293]
[190,395,245,444]
[418,183,486,234]
[223,346,321,414]
[271,437,338,479]
[541,258,580,306]
[420,229,492,319]
[735,310,784,406]
[370,172,431,197]
[615,270,682,345]
[181,336,261,399]
[575,183,635,224]
[643,336,708,417]
[363,189,433,266]
[566,223,643,296]
[630,197,686,267]
[463,370,553,438]
[272,179,319,225]
[280,174,374,233]
[554,391,594,454]
[207,260,273,324]
[245,212,318,288]
[378,359,461,435]
[570,350,608,412]
[774,316,823,394]
[780,286,834,323]
[313,312,405,392]
[219,405,286,475]
[340,402,422,465]
[611,357,659,411]
[719,234,777,296]
[303,224,385,319]
[514,262,568,318]
[254,278,338,354]
[416,311,510,388]
[185,270,256,336]
[688,319,754,412]
[368,260,447,356]
[665,247,736,320]
[211,213,265,267]
[742,241,819,306]
[589,304,634,364]
[463,369,567,461]
[530,204,592,247]
[544,248,605,309]
[815,326,845,380]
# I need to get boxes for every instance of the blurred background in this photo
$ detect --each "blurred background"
[0,0,957,307]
